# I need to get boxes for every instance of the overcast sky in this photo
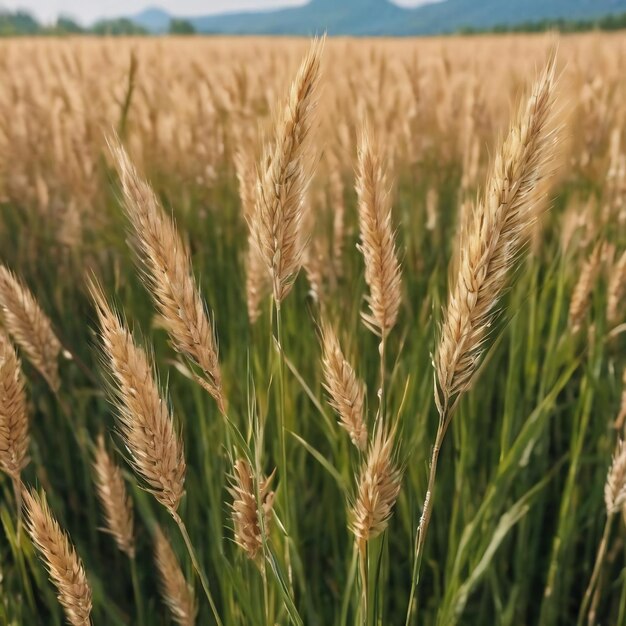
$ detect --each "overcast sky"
[1,0,435,24]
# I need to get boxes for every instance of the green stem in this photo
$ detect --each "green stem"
[577,513,614,626]
[129,557,144,626]
[274,301,294,594]
[174,514,224,626]
[405,410,448,626]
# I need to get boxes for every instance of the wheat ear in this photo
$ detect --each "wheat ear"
[23,488,92,626]
[251,37,324,307]
[568,244,602,335]
[0,332,29,480]
[154,527,197,626]
[107,138,224,412]
[350,422,402,551]
[93,434,135,558]
[236,147,270,323]
[0,265,61,390]
[435,55,558,411]
[356,127,402,338]
[228,458,275,560]
[607,249,626,325]
[89,280,185,515]
[320,321,367,451]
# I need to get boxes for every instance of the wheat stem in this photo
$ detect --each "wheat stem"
[173,514,223,626]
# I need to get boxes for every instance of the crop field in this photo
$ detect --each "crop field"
[0,33,626,626]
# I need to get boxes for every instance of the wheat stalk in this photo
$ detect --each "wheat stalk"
[407,54,559,619]
[23,488,92,626]
[108,138,224,412]
[0,265,61,391]
[154,526,197,626]
[93,434,135,558]
[251,37,324,307]
[89,280,185,515]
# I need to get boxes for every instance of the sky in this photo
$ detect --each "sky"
[1,0,435,25]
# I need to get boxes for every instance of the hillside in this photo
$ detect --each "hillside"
[129,0,626,35]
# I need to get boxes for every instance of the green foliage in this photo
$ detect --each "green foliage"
[168,19,196,35]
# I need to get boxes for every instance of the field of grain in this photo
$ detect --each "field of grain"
[0,33,626,626]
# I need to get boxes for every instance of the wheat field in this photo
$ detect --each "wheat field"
[0,32,626,625]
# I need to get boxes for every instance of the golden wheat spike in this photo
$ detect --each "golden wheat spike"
[93,434,135,558]
[107,137,224,412]
[0,332,29,480]
[436,54,558,411]
[227,458,275,560]
[320,321,367,450]
[251,37,324,307]
[350,423,402,550]
[89,279,185,515]
[356,127,402,337]
[23,488,93,626]
[154,526,197,626]
[0,265,61,391]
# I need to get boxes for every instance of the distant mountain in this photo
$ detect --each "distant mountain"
[128,0,626,35]
[129,7,171,33]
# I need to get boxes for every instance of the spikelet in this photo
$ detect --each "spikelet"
[0,332,29,480]
[436,55,557,410]
[228,458,275,560]
[607,250,626,325]
[320,322,367,450]
[89,281,185,514]
[108,138,224,411]
[251,38,324,307]
[0,265,61,391]
[605,440,626,515]
[93,435,135,558]
[23,488,92,626]
[356,128,402,336]
[350,424,402,549]
[154,527,197,626]
[568,244,602,335]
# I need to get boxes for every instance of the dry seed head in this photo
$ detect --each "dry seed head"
[89,281,185,514]
[436,54,558,410]
[107,138,224,411]
[607,250,626,325]
[0,332,29,479]
[251,37,324,306]
[154,526,197,626]
[568,244,602,334]
[93,435,135,558]
[23,488,92,626]
[605,440,626,515]
[238,144,271,323]
[0,265,61,391]
[320,322,367,450]
[228,458,275,560]
[356,127,402,336]
[350,423,402,548]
